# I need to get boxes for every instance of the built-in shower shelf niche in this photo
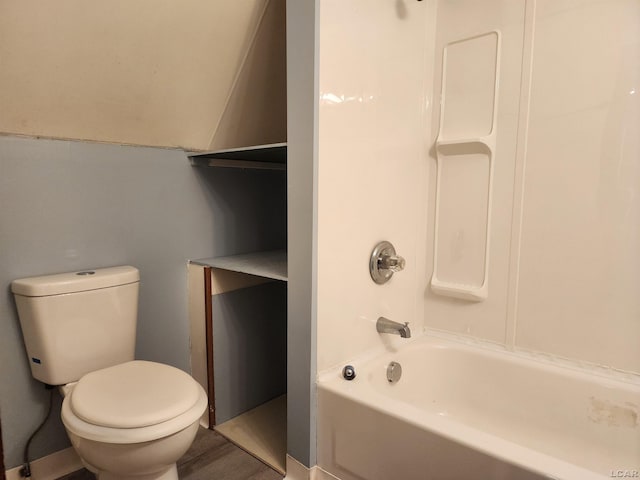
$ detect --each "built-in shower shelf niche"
[430,31,501,302]
[188,142,287,170]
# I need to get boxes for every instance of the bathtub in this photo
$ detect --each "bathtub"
[317,334,640,480]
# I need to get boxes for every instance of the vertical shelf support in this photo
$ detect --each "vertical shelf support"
[203,266,216,428]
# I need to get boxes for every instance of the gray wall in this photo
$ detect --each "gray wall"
[0,135,285,469]
[286,0,319,467]
[213,282,287,423]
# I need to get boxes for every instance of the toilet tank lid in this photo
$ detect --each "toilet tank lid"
[11,266,139,297]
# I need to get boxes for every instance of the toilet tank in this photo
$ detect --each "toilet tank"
[11,266,140,385]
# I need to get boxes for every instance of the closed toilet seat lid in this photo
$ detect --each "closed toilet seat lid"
[71,360,201,429]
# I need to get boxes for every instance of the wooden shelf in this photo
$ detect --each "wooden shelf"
[188,143,286,170]
[191,250,287,282]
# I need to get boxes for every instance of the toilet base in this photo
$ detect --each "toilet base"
[95,464,178,480]
[67,421,200,480]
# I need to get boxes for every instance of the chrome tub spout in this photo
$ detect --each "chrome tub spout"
[376,317,411,338]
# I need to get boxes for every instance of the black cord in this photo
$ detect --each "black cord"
[20,385,55,478]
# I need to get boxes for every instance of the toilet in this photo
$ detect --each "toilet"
[11,266,207,480]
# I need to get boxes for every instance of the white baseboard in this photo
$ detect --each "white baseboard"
[5,447,83,480]
[284,455,340,480]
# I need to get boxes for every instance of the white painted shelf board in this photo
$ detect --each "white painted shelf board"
[191,250,287,282]
[188,143,286,170]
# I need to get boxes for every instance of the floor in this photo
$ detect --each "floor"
[57,427,284,480]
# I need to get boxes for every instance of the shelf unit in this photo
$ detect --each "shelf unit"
[187,144,287,475]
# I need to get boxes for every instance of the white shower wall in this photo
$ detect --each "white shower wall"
[513,0,640,373]
[316,0,434,372]
[425,0,640,375]
[317,0,640,376]
[424,0,527,341]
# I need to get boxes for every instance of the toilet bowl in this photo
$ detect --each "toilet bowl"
[11,266,207,480]
[61,361,207,480]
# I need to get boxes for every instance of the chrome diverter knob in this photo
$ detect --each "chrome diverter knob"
[370,241,406,284]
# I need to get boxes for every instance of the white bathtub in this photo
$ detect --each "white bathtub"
[317,334,640,480]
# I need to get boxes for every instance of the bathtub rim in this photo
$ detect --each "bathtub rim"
[317,331,640,480]
[318,329,640,387]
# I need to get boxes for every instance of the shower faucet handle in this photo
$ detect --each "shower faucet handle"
[370,241,406,284]
[379,253,406,272]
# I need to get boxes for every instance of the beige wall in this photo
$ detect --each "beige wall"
[0,0,286,150]
[209,0,286,150]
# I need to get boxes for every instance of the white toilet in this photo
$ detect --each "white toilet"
[12,266,207,480]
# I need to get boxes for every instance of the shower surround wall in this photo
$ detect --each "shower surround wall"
[317,0,640,376]
[316,0,434,373]
[509,0,639,372]
[425,0,640,375]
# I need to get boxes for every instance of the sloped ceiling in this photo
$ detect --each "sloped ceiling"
[0,0,286,151]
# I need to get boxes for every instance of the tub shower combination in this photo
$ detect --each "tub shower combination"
[315,0,639,477]
[321,243,638,478]
[318,334,639,480]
